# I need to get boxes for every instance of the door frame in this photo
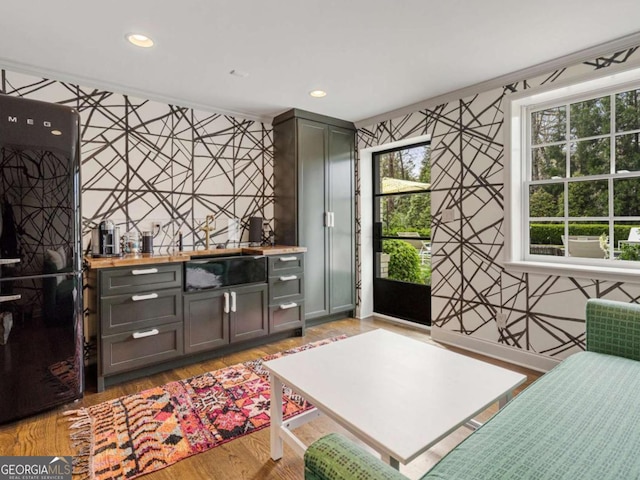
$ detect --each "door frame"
[357,134,431,320]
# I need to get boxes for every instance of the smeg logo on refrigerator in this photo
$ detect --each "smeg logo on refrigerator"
[6,115,53,127]
[5,115,63,136]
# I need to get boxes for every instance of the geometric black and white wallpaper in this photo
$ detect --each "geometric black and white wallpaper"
[0,71,273,254]
[358,46,640,361]
[4,44,640,364]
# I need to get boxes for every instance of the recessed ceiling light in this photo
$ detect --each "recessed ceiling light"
[126,33,154,48]
[309,90,327,98]
[230,69,249,78]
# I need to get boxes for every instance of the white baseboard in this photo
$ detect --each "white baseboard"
[363,312,431,332]
[431,327,560,373]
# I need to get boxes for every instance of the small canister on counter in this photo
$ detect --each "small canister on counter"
[141,231,154,254]
[122,231,141,254]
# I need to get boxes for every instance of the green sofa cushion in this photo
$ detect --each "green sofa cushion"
[423,350,640,479]
[304,433,407,480]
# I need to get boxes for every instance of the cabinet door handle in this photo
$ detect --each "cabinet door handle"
[0,294,21,303]
[329,212,335,228]
[131,268,158,275]
[279,302,298,310]
[279,275,298,281]
[132,328,159,339]
[131,293,158,301]
[231,291,237,313]
[279,256,297,262]
[224,292,230,313]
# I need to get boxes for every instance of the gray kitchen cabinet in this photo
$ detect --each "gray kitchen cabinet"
[273,109,355,321]
[184,289,229,353]
[229,283,269,343]
[268,253,305,332]
[96,263,184,391]
[184,283,268,350]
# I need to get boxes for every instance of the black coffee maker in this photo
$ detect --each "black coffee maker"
[91,219,121,257]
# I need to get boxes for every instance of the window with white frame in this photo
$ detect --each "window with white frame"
[505,64,640,281]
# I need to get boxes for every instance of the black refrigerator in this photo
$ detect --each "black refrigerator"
[0,94,83,424]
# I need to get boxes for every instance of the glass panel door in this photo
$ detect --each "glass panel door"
[373,142,431,325]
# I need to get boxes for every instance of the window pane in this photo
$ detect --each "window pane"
[529,221,564,256]
[379,193,431,237]
[564,222,607,259]
[570,138,610,177]
[377,146,430,194]
[529,184,563,217]
[378,239,430,285]
[531,107,566,145]
[531,145,566,180]
[616,133,640,172]
[614,177,640,216]
[616,89,640,132]
[567,180,608,217]
[570,96,610,139]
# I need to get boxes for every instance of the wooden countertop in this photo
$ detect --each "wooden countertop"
[85,245,307,269]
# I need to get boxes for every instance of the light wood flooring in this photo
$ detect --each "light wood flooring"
[0,317,540,480]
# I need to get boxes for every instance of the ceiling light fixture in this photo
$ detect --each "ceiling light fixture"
[126,33,154,48]
[309,90,327,98]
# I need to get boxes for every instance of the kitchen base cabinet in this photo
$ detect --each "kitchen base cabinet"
[268,253,305,333]
[184,290,229,354]
[96,263,184,392]
[91,251,306,391]
[230,283,268,343]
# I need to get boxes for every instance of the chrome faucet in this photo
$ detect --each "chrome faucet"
[201,214,215,250]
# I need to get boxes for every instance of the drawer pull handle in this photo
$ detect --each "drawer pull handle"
[279,256,297,262]
[280,302,298,310]
[132,328,159,339]
[131,293,159,301]
[279,275,298,281]
[131,268,159,275]
[0,258,20,265]
[0,294,21,303]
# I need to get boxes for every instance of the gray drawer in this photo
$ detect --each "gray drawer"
[100,263,182,295]
[268,254,304,275]
[100,288,182,335]
[269,301,304,333]
[101,322,183,375]
[269,273,304,304]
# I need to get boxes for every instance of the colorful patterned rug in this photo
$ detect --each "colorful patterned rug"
[66,336,345,480]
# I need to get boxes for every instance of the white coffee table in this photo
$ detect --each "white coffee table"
[265,329,526,468]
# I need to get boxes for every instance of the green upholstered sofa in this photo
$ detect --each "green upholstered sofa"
[304,299,640,480]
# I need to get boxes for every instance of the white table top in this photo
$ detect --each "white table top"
[264,329,527,464]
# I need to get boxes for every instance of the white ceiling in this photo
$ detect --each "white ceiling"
[1,0,640,124]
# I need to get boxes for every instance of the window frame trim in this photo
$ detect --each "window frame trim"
[504,61,640,282]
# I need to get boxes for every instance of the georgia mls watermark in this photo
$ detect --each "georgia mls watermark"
[0,457,72,480]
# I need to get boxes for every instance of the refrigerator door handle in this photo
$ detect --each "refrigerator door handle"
[0,294,21,303]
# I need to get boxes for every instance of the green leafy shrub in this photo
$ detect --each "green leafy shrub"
[383,239,422,283]
[382,227,431,239]
[530,224,635,246]
[619,243,640,261]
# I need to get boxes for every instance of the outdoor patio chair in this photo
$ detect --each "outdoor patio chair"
[398,232,431,264]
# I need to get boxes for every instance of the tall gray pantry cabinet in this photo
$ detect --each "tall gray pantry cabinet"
[273,109,355,321]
